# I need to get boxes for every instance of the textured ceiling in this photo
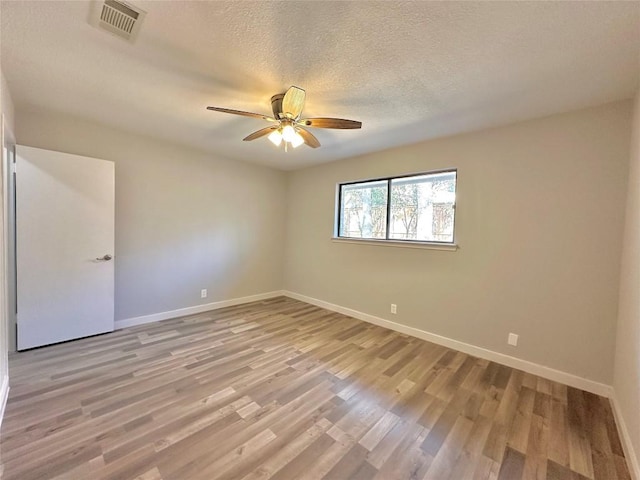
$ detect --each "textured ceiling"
[2,1,639,170]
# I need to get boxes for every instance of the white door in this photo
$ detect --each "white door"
[16,145,115,350]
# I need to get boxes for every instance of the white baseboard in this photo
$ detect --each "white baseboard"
[0,374,9,429]
[283,290,612,398]
[115,290,285,329]
[610,392,640,480]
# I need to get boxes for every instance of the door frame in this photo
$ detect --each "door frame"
[0,114,13,425]
[2,117,15,354]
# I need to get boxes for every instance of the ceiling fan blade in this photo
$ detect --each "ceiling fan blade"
[207,106,276,122]
[282,86,306,119]
[243,126,278,142]
[299,118,362,129]
[297,127,320,148]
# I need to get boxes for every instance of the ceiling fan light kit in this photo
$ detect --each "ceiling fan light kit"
[267,129,283,147]
[207,86,362,151]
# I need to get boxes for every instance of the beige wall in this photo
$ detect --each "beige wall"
[284,101,632,384]
[16,107,286,329]
[613,92,640,475]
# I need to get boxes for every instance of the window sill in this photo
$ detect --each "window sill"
[331,237,458,251]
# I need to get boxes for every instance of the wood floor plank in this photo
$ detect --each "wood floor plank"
[446,414,494,479]
[372,421,430,480]
[359,410,400,451]
[497,446,525,480]
[0,297,631,479]
[423,414,474,480]
[507,386,536,453]
[549,397,571,468]
[241,418,333,480]
[270,433,335,480]
[567,387,595,478]
[522,413,550,480]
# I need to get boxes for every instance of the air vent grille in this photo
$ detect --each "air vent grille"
[101,0,138,34]
[91,0,146,42]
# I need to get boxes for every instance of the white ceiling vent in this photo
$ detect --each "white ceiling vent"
[90,0,146,42]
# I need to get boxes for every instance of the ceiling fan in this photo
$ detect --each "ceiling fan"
[207,86,362,151]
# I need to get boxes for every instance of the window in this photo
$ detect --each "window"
[337,170,457,244]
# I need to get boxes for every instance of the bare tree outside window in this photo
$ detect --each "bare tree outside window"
[340,181,387,239]
[390,182,419,239]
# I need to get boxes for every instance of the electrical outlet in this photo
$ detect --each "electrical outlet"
[391,304,397,314]
[508,333,518,346]
[201,289,207,299]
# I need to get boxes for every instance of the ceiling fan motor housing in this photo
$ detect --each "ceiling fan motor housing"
[271,93,284,118]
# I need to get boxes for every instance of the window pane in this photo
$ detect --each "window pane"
[389,172,456,242]
[339,180,388,239]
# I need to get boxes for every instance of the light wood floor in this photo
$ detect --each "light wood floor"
[0,297,631,480]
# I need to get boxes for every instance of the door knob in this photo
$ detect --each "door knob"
[96,254,113,261]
